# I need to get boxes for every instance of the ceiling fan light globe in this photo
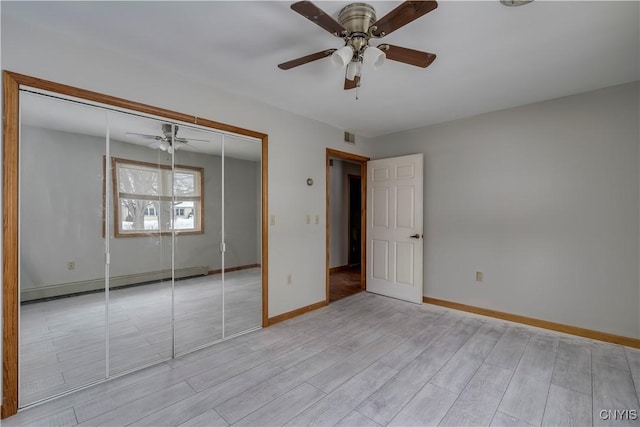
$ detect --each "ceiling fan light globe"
[363,46,385,70]
[331,45,354,67]
[346,61,359,81]
[159,141,168,151]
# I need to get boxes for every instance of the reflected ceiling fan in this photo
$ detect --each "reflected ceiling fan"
[278,1,438,91]
[125,124,208,153]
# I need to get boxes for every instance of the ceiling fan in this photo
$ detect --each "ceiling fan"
[278,1,438,90]
[126,124,208,153]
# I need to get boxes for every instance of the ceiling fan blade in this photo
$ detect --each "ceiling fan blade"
[278,49,336,70]
[379,44,436,68]
[371,1,438,37]
[344,76,360,90]
[126,132,162,141]
[291,1,347,37]
[182,137,210,143]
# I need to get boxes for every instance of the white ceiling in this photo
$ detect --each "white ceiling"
[3,1,639,138]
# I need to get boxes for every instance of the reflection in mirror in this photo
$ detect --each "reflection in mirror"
[16,89,263,406]
[223,136,262,337]
[106,111,174,374]
[173,126,223,354]
[19,92,108,405]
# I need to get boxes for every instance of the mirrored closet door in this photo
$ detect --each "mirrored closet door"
[18,89,263,408]
[19,92,109,405]
[106,111,175,376]
[173,125,224,355]
[223,136,262,338]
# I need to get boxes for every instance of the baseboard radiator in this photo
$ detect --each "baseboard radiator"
[21,266,208,302]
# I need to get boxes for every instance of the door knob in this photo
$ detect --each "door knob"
[410,234,421,239]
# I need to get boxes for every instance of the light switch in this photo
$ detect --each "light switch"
[270,215,276,226]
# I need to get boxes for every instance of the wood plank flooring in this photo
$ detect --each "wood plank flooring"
[329,267,362,302]
[8,291,640,426]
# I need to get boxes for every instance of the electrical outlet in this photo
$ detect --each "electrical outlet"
[270,215,276,226]
[67,261,75,270]
[476,271,483,282]
[306,214,311,224]
[286,274,292,285]
[315,215,319,224]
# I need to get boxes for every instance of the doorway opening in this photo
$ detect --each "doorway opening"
[347,174,362,267]
[326,149,369,303]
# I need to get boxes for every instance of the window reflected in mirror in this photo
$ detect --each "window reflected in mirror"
[112,158,203,236]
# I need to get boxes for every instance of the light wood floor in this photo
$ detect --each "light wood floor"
[8,291,640,426]
[19,268,262,406]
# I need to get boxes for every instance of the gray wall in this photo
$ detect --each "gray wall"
[20,125,259,291]
[329,159,361,268]
[369,82,640,339]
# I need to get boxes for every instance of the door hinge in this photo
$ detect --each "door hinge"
[220,242,226,253]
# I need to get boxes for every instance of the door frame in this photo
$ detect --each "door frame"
[325,148,370,304]
[1,71,270,418]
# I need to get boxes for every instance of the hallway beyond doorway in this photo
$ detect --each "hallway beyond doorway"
[329,267,362,302]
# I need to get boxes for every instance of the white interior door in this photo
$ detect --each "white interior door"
[367,153,423,304]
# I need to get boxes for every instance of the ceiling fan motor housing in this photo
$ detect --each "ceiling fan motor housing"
[338,3,376,34]
[338,3,377,57]
[162,123,174,136]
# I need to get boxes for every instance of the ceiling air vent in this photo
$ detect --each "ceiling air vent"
[344,131,356,144]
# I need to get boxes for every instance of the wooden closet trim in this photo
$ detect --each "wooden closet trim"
[2,71,20,419]
[1,70,269,418]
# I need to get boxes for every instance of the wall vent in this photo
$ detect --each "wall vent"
[344,131,356,144]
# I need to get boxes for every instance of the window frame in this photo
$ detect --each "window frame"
[144,206,157,216]
[111,157,204,237]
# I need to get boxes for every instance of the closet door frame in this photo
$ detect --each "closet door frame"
[1,70,270,418]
